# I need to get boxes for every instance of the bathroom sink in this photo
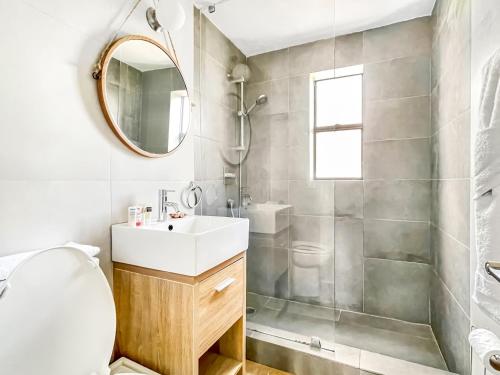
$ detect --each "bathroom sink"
[112,215,249,276]
[241,203,292,234]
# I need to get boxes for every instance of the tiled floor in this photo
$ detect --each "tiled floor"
[247,293,448,371]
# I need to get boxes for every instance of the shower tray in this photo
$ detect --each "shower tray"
[246,293,455,375]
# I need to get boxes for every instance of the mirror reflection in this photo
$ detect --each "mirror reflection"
[105,38,189,155]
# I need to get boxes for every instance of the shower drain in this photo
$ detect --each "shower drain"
[246,306,256,315]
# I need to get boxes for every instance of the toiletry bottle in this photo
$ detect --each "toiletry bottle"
[144,206,153,226]
[136,206,143,227]
[128,206,138,227]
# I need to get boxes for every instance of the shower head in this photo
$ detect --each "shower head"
[255,94,268,105]
[246,94,268,115]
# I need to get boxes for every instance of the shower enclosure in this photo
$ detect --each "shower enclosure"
[194,2,451,374]
[194,0,337,355]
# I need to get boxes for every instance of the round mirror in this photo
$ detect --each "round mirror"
[97,35,190,157]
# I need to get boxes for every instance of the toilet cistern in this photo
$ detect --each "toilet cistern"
[158,189,179,221]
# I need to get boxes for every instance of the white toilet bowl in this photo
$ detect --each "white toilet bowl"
[290,241,332,298]
[0,246,158,375]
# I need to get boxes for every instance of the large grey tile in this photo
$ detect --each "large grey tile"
[431,225,470,313]
[361,350,451,375]
[364,139,431,179]
[270,180,289,204]
[364,96,431,141]
[246,78,289,116]
[269,113,289,147]
[249,114,272,148]
[249,230,289,253]
[190,90,201,136]
[247,245,289,299]
[248,48,289,83]
[339,310,434,339]
[431,85,440,134]
[430,273,471,375]
[337,318,447,370]
[289,75,310,113]
[200,137,225,181]
[335,181,364,218]
[246,145,271,203]
[200,51,238,110]
[289,180,335,216]
[433,43,470,128]
[364,258,431,323]
[335,32,363,68]
[432,0,470,90]
[364,180,431,221]
[288,111,309,148]
[431,179,470,246]
[364,219,430,263]
[288,145,310,181]
[334,218,364,312]
[290,215,334,249]
[432,110,471,179]
[289,38,335,76]
[200,97,235,142]
[365,56,431,100]
[270,146,289,181]
[363,17,432,63]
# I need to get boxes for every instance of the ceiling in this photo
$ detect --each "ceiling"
[194,0,436,56]
[113,40,176,72]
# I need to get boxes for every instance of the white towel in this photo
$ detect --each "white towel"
[475,49,500,198]
[63,242,100,258]
[473,48,500,324]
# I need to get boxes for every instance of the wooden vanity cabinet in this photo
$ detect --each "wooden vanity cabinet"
[113,252,246,375]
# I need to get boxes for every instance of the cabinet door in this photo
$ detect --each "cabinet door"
[197,259,245,356]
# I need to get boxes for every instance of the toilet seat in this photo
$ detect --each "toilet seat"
[0,247,119,375]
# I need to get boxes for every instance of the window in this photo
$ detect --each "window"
[168,90,190,151]
[312,66,363,179]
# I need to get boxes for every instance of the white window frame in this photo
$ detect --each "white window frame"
[311,65,364,180]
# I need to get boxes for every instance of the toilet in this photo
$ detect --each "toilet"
[290,241,332,299]
[0,246,158,375]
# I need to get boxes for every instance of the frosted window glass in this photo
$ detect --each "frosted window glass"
[315,75,362,127]
[315,130,362,179]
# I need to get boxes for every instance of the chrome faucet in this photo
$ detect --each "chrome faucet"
[158,189,179,222]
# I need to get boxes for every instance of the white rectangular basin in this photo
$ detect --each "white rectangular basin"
[241,203,291,234]
[112,215,249,276]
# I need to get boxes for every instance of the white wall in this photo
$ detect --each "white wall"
[471,1,500,374]
[0,0,195,280]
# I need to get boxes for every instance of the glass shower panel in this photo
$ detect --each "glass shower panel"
[195,1,338,350]
[245,182,336,347]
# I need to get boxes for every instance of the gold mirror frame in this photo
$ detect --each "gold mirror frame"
[96,35,190,158]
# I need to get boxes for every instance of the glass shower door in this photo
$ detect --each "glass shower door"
[245,182,336,350]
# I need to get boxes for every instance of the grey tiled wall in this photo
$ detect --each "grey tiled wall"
[193,9,246,215]
[430,1,471,374]
[245,17,433,322]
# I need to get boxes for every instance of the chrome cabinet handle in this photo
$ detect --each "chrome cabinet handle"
[485,261,500,283]
[214,277,235,292]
